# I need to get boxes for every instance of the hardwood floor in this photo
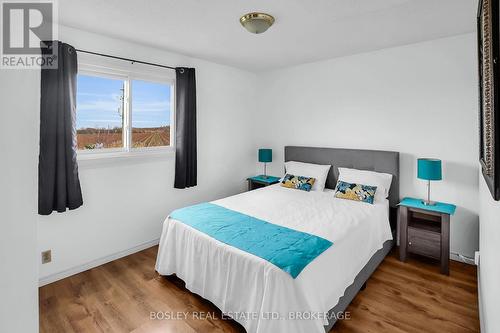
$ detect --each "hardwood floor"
[39,246,479,333]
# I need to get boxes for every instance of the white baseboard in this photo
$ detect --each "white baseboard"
[38,238,160,287]
[38,240,476,287]
[450,252,476,265]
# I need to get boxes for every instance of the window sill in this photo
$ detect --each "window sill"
[77,147,174,167]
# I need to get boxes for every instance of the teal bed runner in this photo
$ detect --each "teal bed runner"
[170,202,333,278]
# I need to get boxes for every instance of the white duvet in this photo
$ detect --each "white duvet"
[155,184,393,333]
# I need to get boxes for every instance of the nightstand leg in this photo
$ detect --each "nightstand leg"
[441,214,450,275]
[399,206,408,262]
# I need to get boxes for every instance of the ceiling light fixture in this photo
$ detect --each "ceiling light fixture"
[239,12,275,34]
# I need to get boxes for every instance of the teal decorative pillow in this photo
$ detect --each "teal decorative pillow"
[334,181,377,204]
[281,174,316,192]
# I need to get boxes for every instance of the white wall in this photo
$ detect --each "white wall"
[38,26,258,282]
[255,34,479,258]
[478,175,500,333]
[0,71,39,330]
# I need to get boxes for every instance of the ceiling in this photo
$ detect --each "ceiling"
[59,0,478,71]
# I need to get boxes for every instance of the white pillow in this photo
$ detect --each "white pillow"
[337,167,393,204]
[285,161,331,191]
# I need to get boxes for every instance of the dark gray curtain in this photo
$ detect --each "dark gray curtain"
[174,67,197,189]
[39,41,83,215]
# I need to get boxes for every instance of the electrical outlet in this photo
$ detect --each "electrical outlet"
[41,250,52,264]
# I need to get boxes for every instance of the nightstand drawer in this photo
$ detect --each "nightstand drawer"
[408,227,440,259]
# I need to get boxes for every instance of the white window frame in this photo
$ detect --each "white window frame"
[76,59,175,161]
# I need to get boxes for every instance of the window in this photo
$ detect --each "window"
[76,66,174,155]
[131,79,171,148]
[76,75,125,150]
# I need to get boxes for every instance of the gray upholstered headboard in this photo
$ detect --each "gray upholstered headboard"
[284,146,400,207]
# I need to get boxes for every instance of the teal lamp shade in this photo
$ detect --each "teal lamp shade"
[258,149,272,163]
[417,159,442,181]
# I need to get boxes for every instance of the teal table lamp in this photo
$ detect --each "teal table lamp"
[258,149,272,178]
[417,158,442,206]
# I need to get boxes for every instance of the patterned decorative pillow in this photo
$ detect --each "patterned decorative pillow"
[281,174,316,192]
[334,180,377,204]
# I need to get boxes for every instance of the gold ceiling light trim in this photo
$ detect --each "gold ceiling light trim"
[239,12,275,34]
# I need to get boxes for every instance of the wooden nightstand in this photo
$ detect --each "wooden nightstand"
[247,175,280,191]
[398,197,456,275]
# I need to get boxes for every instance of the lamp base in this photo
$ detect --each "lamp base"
[422,200,437,206]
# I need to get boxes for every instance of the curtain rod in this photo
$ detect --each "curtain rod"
[75,49,176,70]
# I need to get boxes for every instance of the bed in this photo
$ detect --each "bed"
[155,146,400,333]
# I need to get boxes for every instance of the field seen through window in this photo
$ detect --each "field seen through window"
[76,126,170,150]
